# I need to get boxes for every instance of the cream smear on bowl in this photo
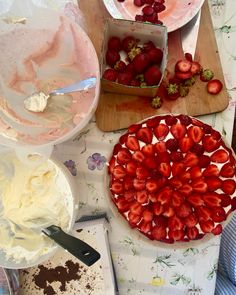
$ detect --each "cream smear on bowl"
[0,152,74,265]
[0,11,100,147]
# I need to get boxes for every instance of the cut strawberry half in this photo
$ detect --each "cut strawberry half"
[151,225,167,240]
[202,135,221,152]
[186,226,199,240]
[190,61,202,75]
[125,136,140,151]
[175,59,192,73]
[207,79,223,95]
[175,71,193,80]
[202,164,220,177]
[187,193,204,207]
[170,123,187,139]
[220,163,235,177]
[113,165,126,179]
[211,149,229,163]
[136,127,153,144]
[187,125,204,143]
[222,179,236,195]
[117,148,132,164]
[154,123,169,140]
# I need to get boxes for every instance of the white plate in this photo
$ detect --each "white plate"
[103,0,205,33]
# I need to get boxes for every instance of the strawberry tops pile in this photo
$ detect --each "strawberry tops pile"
[102,35,164,87]
[108,114,236,243]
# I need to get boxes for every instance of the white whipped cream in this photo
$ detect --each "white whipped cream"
[24,91,49,112]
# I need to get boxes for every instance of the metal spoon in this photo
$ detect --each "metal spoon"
[24,77,97,113]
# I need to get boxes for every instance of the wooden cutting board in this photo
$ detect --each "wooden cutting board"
[78,0,229,132]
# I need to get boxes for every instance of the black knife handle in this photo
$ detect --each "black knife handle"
[43,225,101,266]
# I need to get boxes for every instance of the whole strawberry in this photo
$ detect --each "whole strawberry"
[108,36,122,52]
[122,36,137,52]
[106,49,120,67]
[144,65,162,86]
[133,53,150,74]
[118,71,133,85]
[103,68,118,82]
[146,47,163,64]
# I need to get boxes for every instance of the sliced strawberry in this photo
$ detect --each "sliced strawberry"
[168,215,184,230]
[146,116,161,128]
[136,166,149,180]
[113,165,126,179]
[136,127,153,144]
[205,176,222,191]
[170,151,183,162]
[126,160,137,176]
[220,163,235,178]
[125,136,140,151]
[108,156,116,174]
[169,177,183,189]
[202,135,221,152]
[211,224,223,235]
[153,202,164,216]
[175,59,192,73]
[211,206,226,222]
[179,171,191,183]
[186,226,199,240]
[166,138,179,151]
[157,152,171,164]
[171,191,184,207]
[155,142,167,153]
[198,155,211,168]
[156,187,172,205]
[158,162,171,177]
[117,148,132,164]
[187,125,204,143]
[220,194,232,207]
[210,149,229,163]
[168,229,185,241]
[128,212,141,227]
[139,221,152,234]
[154,124,169,141]
[176,202,192,218]
[199,220,214,233]
[190,143,204,155]
[146,179,159,193]
[124,190,136,202]
[151,225,167,240]
[202,164,220,177]
[130,201,144,215]
[221,179,236,195]
[136,190,148,204]
[165,115,178,126]
[170,123,187,139]
[133,178,146,191]
[183,152,199,167]
[112,143,122,155]
[207,79,223,95]
[184,213,198,228]
[179,137,194,152]
[203,192,221,207]
[142,209,154,222]
[192,178,208,193]
[162,205,175,218]
[143,157,158,169]
[172,162,185,176]
[175,71,193,80]
[123,175,134,190]
[132,150,145,163]
[190,61,202,75]
[116,196,129,212]
[188,166,202,179]
[111,180,123,194]
[187,193,204,207]
[127,123,141,134]
[196,206,212,221]
[178,114,192,126]
[141,144,155,156]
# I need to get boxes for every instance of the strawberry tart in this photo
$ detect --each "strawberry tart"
[108,114,236,243]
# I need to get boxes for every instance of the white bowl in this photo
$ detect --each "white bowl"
[0,151,78,269]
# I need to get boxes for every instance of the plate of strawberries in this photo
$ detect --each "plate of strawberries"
[107,114,236,245]
[103,0,205,33]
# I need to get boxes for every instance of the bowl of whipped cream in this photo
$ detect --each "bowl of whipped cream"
[0,149,77,269]
[0,2,100,157]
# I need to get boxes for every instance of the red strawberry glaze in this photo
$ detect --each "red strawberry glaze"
[108,114,236,243]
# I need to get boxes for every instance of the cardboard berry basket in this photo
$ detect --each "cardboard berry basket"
[101,18,168,98]
[104,114,236,249]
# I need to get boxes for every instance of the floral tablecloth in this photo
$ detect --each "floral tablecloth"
[0,0,235,294]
